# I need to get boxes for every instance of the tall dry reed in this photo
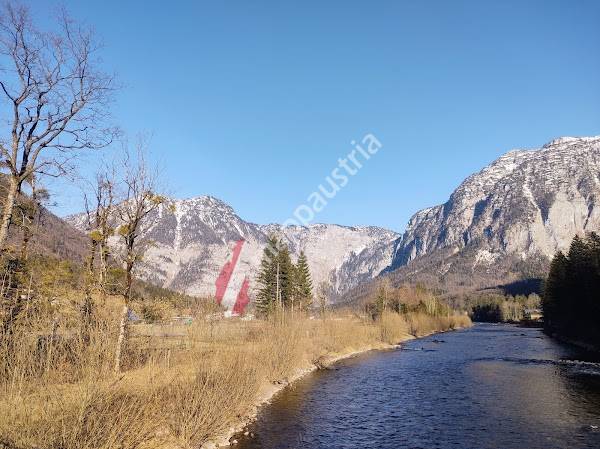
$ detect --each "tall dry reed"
[0,297,471,449]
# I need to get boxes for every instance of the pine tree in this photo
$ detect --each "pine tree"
[543,233,600,344]
[543,251,568,331]
[255,235,297,315]
[588,232,600,316]
[567,235,593,335]
[255,235,279,316]
[294,252,313,311]
[277,243,295,309]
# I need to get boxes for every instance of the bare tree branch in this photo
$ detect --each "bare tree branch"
[0,2,118,252]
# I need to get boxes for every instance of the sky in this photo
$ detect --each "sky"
[35,0,600,232]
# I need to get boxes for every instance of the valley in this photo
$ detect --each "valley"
[60,135,600,306]
[0,2,599,449]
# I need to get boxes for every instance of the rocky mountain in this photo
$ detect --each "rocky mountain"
[381,136,600,293]
[67,196,399,303]
[67,135,600,306]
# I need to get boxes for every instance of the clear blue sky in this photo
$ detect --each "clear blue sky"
[40,0,600,232]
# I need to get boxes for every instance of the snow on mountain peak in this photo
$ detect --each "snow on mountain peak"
[542,136,600,149]
[65,135,600,304]
[391,135,600,272]
[68,194,399,302]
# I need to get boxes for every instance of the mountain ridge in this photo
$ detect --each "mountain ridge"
[66,135,600,306]
[67,195,400,301]
[346,135,600,301]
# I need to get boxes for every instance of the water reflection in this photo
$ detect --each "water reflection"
[235,324,600,449]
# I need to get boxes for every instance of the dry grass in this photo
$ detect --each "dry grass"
[405,312,473,337]
[0,297,471,449]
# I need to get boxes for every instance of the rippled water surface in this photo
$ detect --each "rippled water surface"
[235,324,600,449]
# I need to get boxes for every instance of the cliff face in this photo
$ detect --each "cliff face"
[360,136,599,297]
[391,136,600,268]
[67,135,600,305]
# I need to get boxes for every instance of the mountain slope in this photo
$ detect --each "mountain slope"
[66,135,600,306]
[23,206,88,263]
[384,136,600,292]
[0,174,88,263]
[67,196,399,302]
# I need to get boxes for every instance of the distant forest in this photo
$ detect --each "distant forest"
[543,233,600,347]
[469,293,540,323]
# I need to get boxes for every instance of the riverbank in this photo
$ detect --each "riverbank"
[201,340,398,449]
[0,304,470,449]
[545,330,600,354]
[230,324,600,449]
[202,313,472,449]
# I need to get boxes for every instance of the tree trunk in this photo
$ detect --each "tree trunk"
[125,260,134,302]
[20,183,40,261]
[20,224,32,260]
[99,240,109,290]
[113,304,128,374]
[0,176,19,253]
[81,239,97,343]
[85,239,98,293]
[115,241,134,374]
[19,199,35,261]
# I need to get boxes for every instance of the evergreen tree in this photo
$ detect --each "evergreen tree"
[294,252,313,311]
[276,243,295,309]
[567,235,594,334]
[587,232,600,317]
[543,233,600,345]
[255,235,296,315]
[542,251,568,331]
[255,235,280,316]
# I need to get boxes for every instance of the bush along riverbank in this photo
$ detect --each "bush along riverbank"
[0,289,470,449]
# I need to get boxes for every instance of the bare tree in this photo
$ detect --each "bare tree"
[16,173,48,260]
[317,281,330,318]
[82,162,116,292]
[113,142,166,373]
[375,277,392,314]
[80,163,116,337]
[0,174,48,337]
[117,147,165,303]
[0,2,116,252]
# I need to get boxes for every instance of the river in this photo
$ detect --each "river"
[234,323,600,449]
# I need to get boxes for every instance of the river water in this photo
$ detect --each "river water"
[235,324,600,449]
